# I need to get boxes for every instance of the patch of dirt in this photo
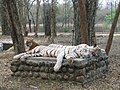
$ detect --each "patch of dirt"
[0,34,120,90]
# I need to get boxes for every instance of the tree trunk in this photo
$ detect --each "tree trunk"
[72,0,81,45]
[105,2,120,55]
[35,0,41,37]
[1,15,10,35]
[50,0,57,43]
[3,0,25,54]
[0,2,11,35]
[22,0,28,37]
[78,0,88,44]
[28,17,32,32]
[86,0,98,45]
[43,0,51,36]
[24,0,32,32]
[17,0,28,37]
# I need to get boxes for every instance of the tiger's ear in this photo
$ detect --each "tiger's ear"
[93,44,97,48]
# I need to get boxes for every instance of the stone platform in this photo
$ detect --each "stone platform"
[10,56,109,84]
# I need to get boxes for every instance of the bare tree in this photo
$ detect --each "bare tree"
[35,0,41,37]
[3,0,25,54]
[105,2,120,55]
[43,0,51,36]
[72,0,98,45]
[86,0,98,45]
[17,0,28,36]
[24,0,32,32]
[78,0,89,44]
[72,0,80,45]
[0,2,10,35]
[24,0,36,33]
[50,0,57,43]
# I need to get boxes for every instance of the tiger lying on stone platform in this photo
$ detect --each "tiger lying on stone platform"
[13,44,105,72]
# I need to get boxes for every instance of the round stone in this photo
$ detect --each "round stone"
[28,71,33,77]
[33,67,40,72]
[18,65,25,71]
[33,72,39,78]
[61,67,67,72]
[49,73,56,80]
[40,72,48,79]
[14,71,21,76]
[68,68,74,73]
[76,76,85,83]
[49,67,54,73]
[64,74,69,80]
[56,74,63,80]
[10,66,18,72]
[44,67,49,73]
[40,66,45,72]
[21,71,28,78]
[11,60,21,66]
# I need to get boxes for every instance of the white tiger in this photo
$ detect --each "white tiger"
[13,44,103,72]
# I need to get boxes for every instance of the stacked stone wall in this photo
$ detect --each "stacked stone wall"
[10,56,109,84]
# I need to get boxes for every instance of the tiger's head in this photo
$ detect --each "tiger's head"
[77,44,104,58]
[89,44,104,57]
[25,39,39,51]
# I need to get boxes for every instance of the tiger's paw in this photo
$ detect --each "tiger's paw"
[54,65,61,72]
[13,55,19,60]
[67,57,73,64]
[20,55,30,61]
[20,56,27,61]
[13,53,25,60]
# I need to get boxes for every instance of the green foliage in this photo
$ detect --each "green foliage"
[104,10,116,24]
[63,26,69,32]
[103,7,120,32]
